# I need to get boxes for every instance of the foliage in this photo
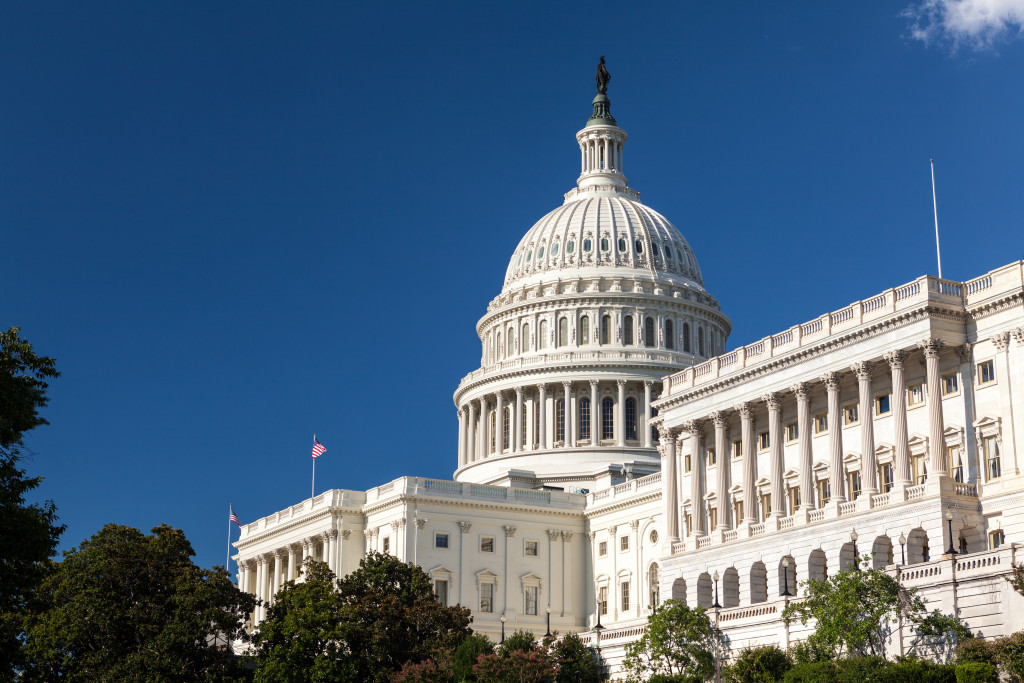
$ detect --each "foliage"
[500,629,539,655]
[879,658,956,683]
[0,326,60,451]
[782,661,838,683]
[956,637,996,667]
[393,656,455,683]
[954,662,998,683]
[911,610,975,663]
[550,632,602,683]
[472,649,556,683]
[782,556,926,659]
[621,599,716,682]
[723,645,793,682]
[1005,562,1024,600]
[452,633,494,682]
[992,632,1024,679]
[22,523,254,682]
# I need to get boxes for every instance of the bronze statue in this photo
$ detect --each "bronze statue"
[596,56,610,94]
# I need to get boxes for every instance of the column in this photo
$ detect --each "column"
[538,384,548,449]
[853,362,878,496]
[568,383,577,447]
[764,393,785,516]
[238,559,249,594]
[793,383,814,510]
[287,544,298,581]
[616,379,627,446]
[885,350,912,486]
[327,530,338,574]
[712,411,731,529]
[686,420,706,536]
[494,391,504,454]
[643,380,654,448]
[920,339,948,475]
[274,550,285,599]
[589,380,599,442]
[562,382,573,446]
[659,425,681,541]
[822,371,847,502]
[457,407,466,468]
[467,401,477,463]
[254,556,265,623]
[514,388,524,453]
[992,333,1019,474]
[478,397,487,459]
[739,402,757,523]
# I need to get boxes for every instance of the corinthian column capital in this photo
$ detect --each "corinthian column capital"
[820,371,841,390]
[710,410,729,428]
[919,338,945,359]
[791,382,810,401]
[883,350,906,369]
[762,392,781,411]
[851,361,873,381]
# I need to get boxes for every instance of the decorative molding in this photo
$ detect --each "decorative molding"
[821,371,841,391]
[630,519,640,532]
[1013,327,1024,346]
[737,402,753,420]
[414,518,427,530]
[762,392,781,411]
[561,531,573,543]
[458,521,473,534]
[791,382,810,401]
[710,410,729,428]
[955,343,973,364]
[547,529,561,541]
[851,361,873,381]
[992,332,1011,352]
[883,350,906,370]
[919,338,945,359]
[341,530,351,540]
[503,525,517,538]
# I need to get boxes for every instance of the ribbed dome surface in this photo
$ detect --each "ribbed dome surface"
[502,195,703,292]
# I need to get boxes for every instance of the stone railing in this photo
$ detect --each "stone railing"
[718,603,779,623]
[588,473,661,506]
[664,262,1024,397]
[237,489,365,541]
[461,348,690,386]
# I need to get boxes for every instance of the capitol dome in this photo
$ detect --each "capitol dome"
[452,62,730,489]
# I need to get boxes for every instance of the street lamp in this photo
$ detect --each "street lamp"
[712,571,721,608]
[500,614,506,643]
[781,556,792,597]
[851,530,859,570]
[945,511,958,556]
[899,532,907,565]
[593,619,604,653]
[545,606,551,637]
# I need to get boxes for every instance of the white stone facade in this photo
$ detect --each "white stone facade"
[233,80,1024,676]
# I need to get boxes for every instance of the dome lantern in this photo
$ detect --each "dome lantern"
[569,58,631,201]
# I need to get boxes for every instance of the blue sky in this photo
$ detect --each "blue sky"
[4,2,1023,571]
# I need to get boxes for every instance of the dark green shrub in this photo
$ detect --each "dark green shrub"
[884,658,956,683]
[956,638,997,667]
[834,656,891,683]
[955,662,998,683]
[782,661,838,683]
[452,634,493,682]
[648,674,705,683]
[499,629,538,655]
[724,645,793,682]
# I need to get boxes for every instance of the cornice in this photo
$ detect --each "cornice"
[583,491,661,518]
[455,361,675,401]
[360,493,588,520]
[234,505,365,549]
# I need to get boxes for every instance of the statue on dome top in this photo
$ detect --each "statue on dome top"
[596,56,610,95]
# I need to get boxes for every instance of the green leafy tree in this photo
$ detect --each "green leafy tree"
[452,633,494,682]
[621,599,717,682]
[551,632,602,683]
[911,610,975,663]
[22,523,254,682]
[472,649,557,683]
[724,645,793,682]
[0,327,63,678]
[500,629,540,655]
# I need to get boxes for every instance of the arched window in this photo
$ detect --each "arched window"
[683,322,691,353]
[539,320,548,349]
[649,563,660,607]
[503,406,510,451]
[521,401,527,447]
[522,323,530,353]
[644,317,655,348]
[556,399,565,443]
[750,561,768,604]
[624,315,634,345]
[579,397,591,441]
[497,332,503,360]
[602,397,614,441]
[696,572,712,607]
[625,397,637,440]
[698,326,705,356]
[506,330,514,357]
[558,318,568,347]
[533,400,540,447]
[722,567,740,608]
[665,319,674,350]
[489,410,496,454]
[601,315,611,344]
[580,315,590,345]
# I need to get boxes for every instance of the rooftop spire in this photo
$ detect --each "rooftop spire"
[587,56,616,127]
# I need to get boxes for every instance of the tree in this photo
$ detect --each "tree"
[21,523,254,682]
[0,327,63,678]
[621,599,717,682]
[472,649,557,683]
[551,632,602,683]
[723,645,793,682]
[452,633,494,682]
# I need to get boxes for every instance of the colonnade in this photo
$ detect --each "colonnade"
[457,379,657,467]
[657,340,956,543]
[580,131,623,174]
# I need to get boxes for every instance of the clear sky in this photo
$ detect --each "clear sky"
[4,1,1023,572]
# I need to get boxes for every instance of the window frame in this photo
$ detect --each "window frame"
[786,422,799,443]
[875,393,891,416]
[434,532,450,550]
[942,372,959,396]
[814,413,828,435]
[524,539,539,557]
[908,382,925,407]
[978,360,996,386]
[480,536,494,553]
[843,403,860,426]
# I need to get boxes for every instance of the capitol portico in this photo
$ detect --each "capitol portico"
[233,63,1024,675]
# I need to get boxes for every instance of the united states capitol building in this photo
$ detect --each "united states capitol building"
[233,67,1024,672]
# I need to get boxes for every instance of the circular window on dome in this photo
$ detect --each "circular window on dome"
[566,240,575,254]
[649,530,658,545]
[600,238,609,252]
[617,237,627,252]
[551,242,559,257]
[583,238,592,252]
[538,246,545,260]
[652,243,660,257]
[664,245,673,259]
[635,239,643,254]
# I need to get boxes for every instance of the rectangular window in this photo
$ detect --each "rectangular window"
[908,383,925,406]
[480,583,493,613]
[843,404,859,426]
[556,400,565,442]
[383,536,390,554]
[621,581,630,612]
[788,486,801,513]
[786,422,799,443]
[761,493,772,521]
[979,360,996,385]
[912,454,927,485]
[814,413,828,434]
[733,441,742,459]
[435,580,448,606]
[948,446,963,483]
[984,436,1001,480]
[990,530,1005,550]
[817,479,831,507]
[685,514,693,536]
[942,372,959,396]
[525,586,538,615]
[758,431,770,450]
[435,533,449,549]
[734,501,744,523]
[598,586,608,615]
[599,541,607,557]
[879,463,893,493]
[875,394,891,416]
[709,507,718,531]
[480,536,494,553]
[525,540,538,556]
[684,455,691,472]
[619,535,629,552]
[847,471,862,500]
[707,448,716,466]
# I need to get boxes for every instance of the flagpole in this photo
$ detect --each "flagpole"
[226,503,232,574]
[311,434,316,500]
[931,159,943,279]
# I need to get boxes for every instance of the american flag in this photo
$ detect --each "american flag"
[312,436,327,459]
[229,505,241,527]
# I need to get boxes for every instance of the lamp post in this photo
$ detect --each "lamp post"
[712,571,721,608]
[945,511,958,556]
[545,605,551,638]
[500,614,506,643]
[851,530,859,570]
[781,556,792,597]
[899,532,906,565]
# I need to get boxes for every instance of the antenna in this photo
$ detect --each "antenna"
[931,159,942,279]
